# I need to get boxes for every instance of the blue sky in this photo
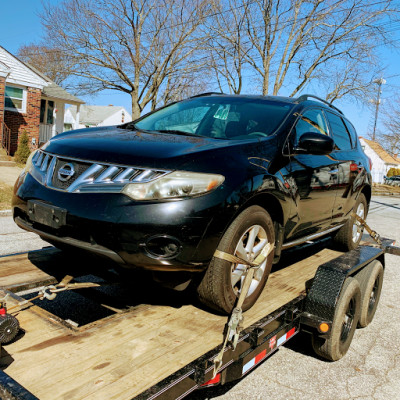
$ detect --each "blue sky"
[1,0,400,137]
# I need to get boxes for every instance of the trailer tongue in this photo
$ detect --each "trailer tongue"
[0,232,398,400]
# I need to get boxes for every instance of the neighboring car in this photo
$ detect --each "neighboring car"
[12,94,372,313]
[385,175,400,186]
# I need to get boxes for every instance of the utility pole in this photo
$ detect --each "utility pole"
[372,77,386,141]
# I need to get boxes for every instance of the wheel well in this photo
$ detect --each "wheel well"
[241,193,284,227]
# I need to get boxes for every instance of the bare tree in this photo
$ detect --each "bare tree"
[42,0,211,119]
[231,0,396,100]
[381,99,400,158]
[204,0,252,94]
[17,43,73,86]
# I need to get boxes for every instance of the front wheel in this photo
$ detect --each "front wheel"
[197,206,275,314]
[334,193,368,251]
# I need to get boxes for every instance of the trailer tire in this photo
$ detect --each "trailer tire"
[197,206,274,314]
[312,277,361,361]
[333,193,367,251]
[355,260,384,328]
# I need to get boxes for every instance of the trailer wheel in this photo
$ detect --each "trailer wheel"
[197,206,274,314]
[312,277,361,361]
[355,260,384,328]
[333,193,367,251]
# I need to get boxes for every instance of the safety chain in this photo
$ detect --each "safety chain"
[212,242,273,379]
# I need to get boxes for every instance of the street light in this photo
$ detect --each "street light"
[371,77,386,141]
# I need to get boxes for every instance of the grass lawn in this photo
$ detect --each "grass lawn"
[0,182,13,210]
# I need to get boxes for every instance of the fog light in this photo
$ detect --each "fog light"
[145,235,182,259]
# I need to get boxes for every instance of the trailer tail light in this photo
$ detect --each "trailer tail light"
[202,373,221,387]
[319,323,330,333]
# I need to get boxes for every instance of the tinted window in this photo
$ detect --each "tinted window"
[325,111,352,150]
[294,109,328,143]
[135,97,293,140]
[343,119,358,148]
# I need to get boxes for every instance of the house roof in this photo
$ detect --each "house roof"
[67,105,127,125]
[361,137,400,165]
[0,46,47,89]
[0,46,84,104]
[23,62,84,105]
[42,82,85,105]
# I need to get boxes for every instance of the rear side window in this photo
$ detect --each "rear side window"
[343,119,358,148]
[325,111,352,151]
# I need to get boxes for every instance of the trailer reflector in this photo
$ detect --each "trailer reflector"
[202,373,221,387]
[242,327,297,375]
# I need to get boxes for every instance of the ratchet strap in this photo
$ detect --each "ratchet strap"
[212,242,273,379]
[351,212,382,245]
[7,275,102,313]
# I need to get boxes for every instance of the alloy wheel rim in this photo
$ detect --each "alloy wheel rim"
[231,225,268,298]
[352,202,365,243]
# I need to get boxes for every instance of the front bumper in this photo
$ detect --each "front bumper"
[13,172,230,271]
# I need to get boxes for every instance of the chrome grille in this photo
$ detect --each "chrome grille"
[30,150,170,193]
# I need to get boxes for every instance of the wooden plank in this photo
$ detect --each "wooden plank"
[0,247,341,400]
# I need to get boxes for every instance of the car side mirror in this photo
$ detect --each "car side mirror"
[294,132,334,155]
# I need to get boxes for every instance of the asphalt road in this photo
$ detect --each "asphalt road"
[0,196,399,400]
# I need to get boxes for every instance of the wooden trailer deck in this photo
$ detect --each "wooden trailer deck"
[0,245,341,400]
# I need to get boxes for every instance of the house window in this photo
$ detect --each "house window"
[5,85,26,113]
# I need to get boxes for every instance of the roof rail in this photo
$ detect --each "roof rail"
[189,92,224,98]
[296,94,343,115]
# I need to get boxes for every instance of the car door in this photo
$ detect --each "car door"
[287,108,339,239]
[324,111,362,223]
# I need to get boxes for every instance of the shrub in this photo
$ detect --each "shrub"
[14,130,31,164]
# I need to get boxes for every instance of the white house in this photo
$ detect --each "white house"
[0,45,84,154]
[64,105,132,130]
[359,137,400,183]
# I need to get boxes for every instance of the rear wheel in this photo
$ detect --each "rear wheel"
[312,277,361,361]
[355,260,384,328]
[334,193,367,251]
[197,206,275,314]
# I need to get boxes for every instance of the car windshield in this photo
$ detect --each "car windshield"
[133,96,293,140]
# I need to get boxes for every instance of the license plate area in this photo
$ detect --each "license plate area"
[27,200,67,229]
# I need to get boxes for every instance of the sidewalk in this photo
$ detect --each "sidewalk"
[0,165,22,186]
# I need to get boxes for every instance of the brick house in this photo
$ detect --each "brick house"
[0,46,84,155]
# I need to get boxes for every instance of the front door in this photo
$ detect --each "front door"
[287,108,338,240]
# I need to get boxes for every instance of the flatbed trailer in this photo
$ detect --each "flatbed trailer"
[0,237,398,400]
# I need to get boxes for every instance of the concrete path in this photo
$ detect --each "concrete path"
[0,166,23,187]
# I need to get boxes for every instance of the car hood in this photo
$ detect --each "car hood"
[42,126,264,172]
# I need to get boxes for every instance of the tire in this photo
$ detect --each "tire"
[197,206,275,314]
[312,277,361,361]
[355,260,384,328]
[334,193,368,251]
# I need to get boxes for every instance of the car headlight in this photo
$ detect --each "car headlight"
[122,171,225,200]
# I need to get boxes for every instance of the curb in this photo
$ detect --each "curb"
[0,210,12,217]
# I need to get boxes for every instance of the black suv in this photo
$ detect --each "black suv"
[13,94,372,313]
